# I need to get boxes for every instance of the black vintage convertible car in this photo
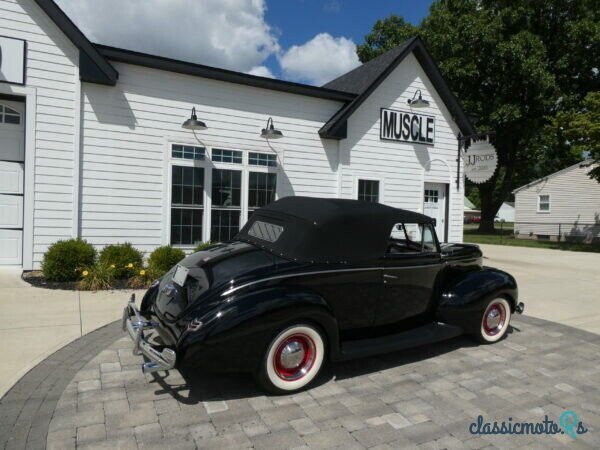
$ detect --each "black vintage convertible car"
[123,197,523,394]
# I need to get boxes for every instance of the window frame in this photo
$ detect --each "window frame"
[0,103,23,127]
[537,194,551,213]
[424,189,439,204]
[166,143,279,248]
[385,222,440,257]
[356,176,383,203]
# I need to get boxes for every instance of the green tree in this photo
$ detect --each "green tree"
[357,15,418,62]
[552,92,600,181]
[358,0,599,232]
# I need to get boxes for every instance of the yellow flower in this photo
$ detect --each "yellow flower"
[127,263,134,268]
[110,264,116,269]
[139,270,146,276]
[82,270,89,277]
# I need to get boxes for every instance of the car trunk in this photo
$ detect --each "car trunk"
[153,241,280,321]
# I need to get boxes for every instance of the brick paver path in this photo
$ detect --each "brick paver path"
[1,316,599,449]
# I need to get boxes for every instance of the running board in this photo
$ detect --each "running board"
[339,322,463,361]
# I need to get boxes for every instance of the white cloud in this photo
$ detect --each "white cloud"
[278,33,360,85]
[55,0,279,73]
[247,65,275,78]
[323,0,342,13]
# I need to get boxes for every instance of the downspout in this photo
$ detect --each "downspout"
[336,141,343,198]
[72,70,83,238]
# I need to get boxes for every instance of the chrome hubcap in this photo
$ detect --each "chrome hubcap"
[486,308,501,330]
[273,333,316,381]
[483,302,507,336]
[279,341,305,369]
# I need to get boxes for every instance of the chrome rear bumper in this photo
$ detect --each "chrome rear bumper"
[122,294,176,374]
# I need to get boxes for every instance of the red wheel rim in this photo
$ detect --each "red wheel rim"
[483,302,507,336]
[273,333,316,381]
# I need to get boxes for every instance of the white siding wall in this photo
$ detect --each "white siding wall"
[1,0,79,268]
[80,62,342,253]
[340,53,463,242]
[514,163,600,240]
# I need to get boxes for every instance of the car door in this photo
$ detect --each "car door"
[374,223,443,328]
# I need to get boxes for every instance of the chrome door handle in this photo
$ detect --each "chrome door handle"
[383,274,398,279]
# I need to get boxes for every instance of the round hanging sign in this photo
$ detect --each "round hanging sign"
[464,139,497,184]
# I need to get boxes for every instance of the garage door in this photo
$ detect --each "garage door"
[0,101,25,265]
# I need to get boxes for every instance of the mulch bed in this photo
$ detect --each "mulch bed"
[21,271,131,291]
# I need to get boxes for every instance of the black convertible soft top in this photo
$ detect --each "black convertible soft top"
[235,196,434,263]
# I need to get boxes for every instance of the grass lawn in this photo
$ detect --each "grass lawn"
[464,223,600,253]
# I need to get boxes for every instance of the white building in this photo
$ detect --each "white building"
[0,0,475,269]
[513,161,600,242]
[495,202,514,223]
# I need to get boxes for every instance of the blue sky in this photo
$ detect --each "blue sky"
[263,0,433,79]
[57,0,433,86]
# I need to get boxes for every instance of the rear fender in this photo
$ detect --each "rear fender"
[436,267,518,334]
[177,287,340,371]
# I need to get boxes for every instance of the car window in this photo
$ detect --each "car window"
[422,224,437,252]
[386,223,437,255]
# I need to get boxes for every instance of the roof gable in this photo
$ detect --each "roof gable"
[512,161,598,194]
[319,37,475,140]
[33,0,118,85]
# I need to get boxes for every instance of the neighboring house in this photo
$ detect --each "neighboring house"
[0,0,476,269]
[464,197,480,223]
[513,161,600,242]
[495,202,514,223]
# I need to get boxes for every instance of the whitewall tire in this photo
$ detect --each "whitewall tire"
[257,324,325,394]
[478,298,511,343]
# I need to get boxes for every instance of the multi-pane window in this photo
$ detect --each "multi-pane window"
[171,166,204,245]
[358,179,379,203]
[171,144,205,160]
[424,189,439,203]
[248,172,277,217]
[211,169,242,241]
[212,149,242,164]
[249,152,277,167]
[0,104,20,125]
[169,144,279,246]
[538,194,550,212]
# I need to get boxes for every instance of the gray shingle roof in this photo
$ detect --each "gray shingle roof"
[322,41,412,95]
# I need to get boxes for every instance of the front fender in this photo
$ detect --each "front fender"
[177,287,339,372]
[436,267,518,334]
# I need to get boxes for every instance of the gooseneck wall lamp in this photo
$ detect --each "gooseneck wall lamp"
[407,89,430,108]
[260,117,284,139]
[181,107,207,130]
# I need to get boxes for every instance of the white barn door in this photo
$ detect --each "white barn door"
[0,100,25,265]
[423,182,447,243]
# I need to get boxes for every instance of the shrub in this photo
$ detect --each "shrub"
[78,263,115,291]
[148,246,186,275]
[99,243,143,279]
[42,239,96,282]
[127,266,163,289]
[194,240,217,252]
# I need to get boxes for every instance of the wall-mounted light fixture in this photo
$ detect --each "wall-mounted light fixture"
[260,117,283,139]
[407,90,430,108]
[182,107,207,130]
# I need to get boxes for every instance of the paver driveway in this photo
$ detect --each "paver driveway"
[1,315,599,449]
